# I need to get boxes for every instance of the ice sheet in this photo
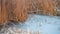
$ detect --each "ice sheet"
[0,14,60,34]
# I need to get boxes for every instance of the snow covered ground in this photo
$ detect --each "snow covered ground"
[0,14,60,34]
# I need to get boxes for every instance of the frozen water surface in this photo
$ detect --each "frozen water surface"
[0,14,60,34]
[17,14,60,34]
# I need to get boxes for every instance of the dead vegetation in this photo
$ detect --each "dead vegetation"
[0,0,59,25]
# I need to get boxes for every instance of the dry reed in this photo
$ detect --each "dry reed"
[0,0,56,25]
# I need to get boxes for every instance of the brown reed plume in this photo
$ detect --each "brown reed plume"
[0,0,28,25]
[41,0,55,15]
[27,0,55,15]
[0,0,55,25]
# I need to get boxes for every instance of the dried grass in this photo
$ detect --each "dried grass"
[0,0,59,31]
